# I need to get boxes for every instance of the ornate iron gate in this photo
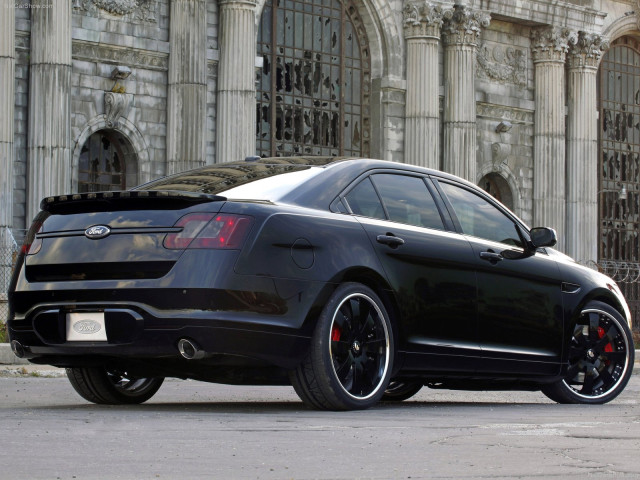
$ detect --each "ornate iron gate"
[599,37,640,330]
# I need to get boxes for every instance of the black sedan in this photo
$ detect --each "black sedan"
[8,157,635,410]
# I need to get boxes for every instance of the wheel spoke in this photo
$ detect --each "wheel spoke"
[335,353,354,383]
[587,312,601,342]
[581,371,595,395]
[349,297,361,324]
[602,351,626,363]
[351,361,365,396]
[597,368,616,389]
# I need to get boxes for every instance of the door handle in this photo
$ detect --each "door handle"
[480,251,503,263]
[376,234,405,248]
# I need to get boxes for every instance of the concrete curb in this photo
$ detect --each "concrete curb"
[0,342,29,365]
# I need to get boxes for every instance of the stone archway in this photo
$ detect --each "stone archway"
[76,129,137,193]
[72,116,150,190]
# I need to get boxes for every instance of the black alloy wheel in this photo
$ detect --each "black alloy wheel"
[542,301,634,404]
[290,282,393,410]
[382,380,424,402]
[66,367,164,405]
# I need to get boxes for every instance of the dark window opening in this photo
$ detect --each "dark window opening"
[256,0,370,157]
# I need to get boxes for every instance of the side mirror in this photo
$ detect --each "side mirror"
[530,227,557,248]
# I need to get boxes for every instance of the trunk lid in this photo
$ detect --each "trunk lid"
[25,191,225,282]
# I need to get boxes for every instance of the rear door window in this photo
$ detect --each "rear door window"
[371,174,445,230]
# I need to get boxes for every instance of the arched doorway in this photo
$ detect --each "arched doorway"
[256,0,370,157]
[77,129,138,193]
[479,172,514,211]
[599,36,640,324]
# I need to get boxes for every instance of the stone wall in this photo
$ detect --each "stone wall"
[475,19,535,225]
[71,0,171,187]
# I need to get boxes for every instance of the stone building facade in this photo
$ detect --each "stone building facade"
[1,0,640,320]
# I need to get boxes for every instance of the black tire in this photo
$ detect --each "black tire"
[382,380,423,402]
[290,282,394,410]
[542,301,634,404]
[66,367,164,405]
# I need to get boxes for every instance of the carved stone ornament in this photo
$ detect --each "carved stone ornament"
[442,3,490,46]
[73,0,156,23]
[403,1,449,38]
[104,92,134,128]
[531,27,577,62]
[477,44,527,87]
[491,142,510,165]
[568,31,610,68]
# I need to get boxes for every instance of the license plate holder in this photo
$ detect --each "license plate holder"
[66,312,107,342]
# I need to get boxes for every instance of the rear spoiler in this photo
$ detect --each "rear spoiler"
[40,190,226,214]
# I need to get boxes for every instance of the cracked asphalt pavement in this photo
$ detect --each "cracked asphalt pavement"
[1,369,640,480]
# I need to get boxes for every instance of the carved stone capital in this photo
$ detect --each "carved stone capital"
[567,31,609,69]
[531,27,576,63]
[442,4,490,46]
[403,1,449,39]
[73,0,157,23]
[104,92,134,128]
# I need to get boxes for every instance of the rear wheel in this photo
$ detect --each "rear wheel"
[542,301,634,404]
[382,380,423,402]
[66,367,164,405]
[290,282,393,410]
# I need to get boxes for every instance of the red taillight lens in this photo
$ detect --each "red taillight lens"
[164,213,253,250]
[21,217,45,255]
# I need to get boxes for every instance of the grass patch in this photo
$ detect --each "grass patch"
[0,322,6,343]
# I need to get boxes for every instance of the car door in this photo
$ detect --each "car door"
[341,172,479,373]
[436,179,564,375]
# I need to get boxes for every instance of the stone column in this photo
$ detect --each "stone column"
[442,3,489,181]
[27,0,72,222]
[531,27,574,251]
[167,0,207,174]
[0,2,15,240]
[403,1,447,169]
[566,32,607,263]
[216,0,257,163]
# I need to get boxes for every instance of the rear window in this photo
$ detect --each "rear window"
[137,162,323,200]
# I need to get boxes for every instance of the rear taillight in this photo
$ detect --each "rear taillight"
[21,213,47,255]
[164,213,253,250]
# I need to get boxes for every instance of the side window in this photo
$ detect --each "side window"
[344,178,385,220]
[371,174,444,230]
[439,182,522,247]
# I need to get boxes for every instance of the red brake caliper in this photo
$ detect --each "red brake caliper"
[331,324,342,342]
[597,326,613,365]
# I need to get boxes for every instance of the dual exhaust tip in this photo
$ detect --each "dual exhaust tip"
[177,338,206,360]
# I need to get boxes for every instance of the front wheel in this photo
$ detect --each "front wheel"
[290,282,394,410]
[66,367,164,405]
[542,301,634,404]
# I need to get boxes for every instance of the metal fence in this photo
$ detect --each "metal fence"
[1,228,21,325]
[585,260,640,331]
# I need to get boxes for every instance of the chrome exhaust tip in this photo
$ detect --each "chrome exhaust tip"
[177,338,206,360]
[11,340,25,358]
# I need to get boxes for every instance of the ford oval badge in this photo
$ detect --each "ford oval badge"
[72,319,102,334]
[85,225,111,239]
